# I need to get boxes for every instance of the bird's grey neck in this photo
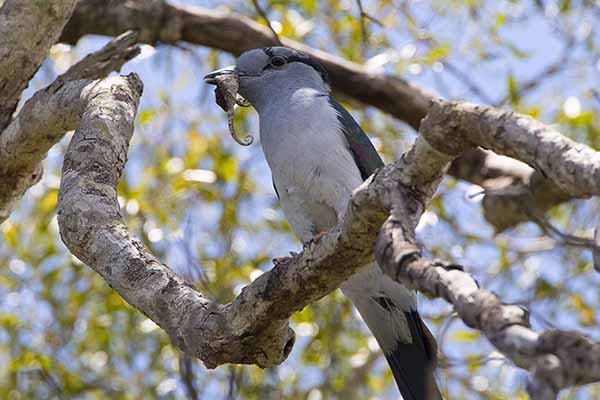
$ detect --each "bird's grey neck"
[242,79,328,113]
[255,85,333,152]
[258,88,327,116]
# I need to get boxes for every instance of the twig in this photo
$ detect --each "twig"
[337,348,382,398]
[594,227,600,272]
[250,0,282,46]
[496,36,576,106]
[179,355,200,400]
[435,312,459,366]
[355,0,383,51]
[38,367,67,400]
[397,3,494,103]
[525,207,599,251]
[225,366,237,400]
[356,0,369,48]
[591,89,600,106]
[442,61,495,104]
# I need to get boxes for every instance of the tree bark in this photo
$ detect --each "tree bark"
[0,0,78,130]
[2,1,599,397]
[0,32,140,223]
[375,99,600,399]
[55,77,600,396]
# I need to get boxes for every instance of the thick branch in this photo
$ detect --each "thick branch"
[375,99,600,398]
[423,100,600,198]
[0,31,140,223]
[447,149,571,231]
[60,0,433,131]
[56,71,393,369]
[0,0,78,130]
[60,0,577,231]
[54,63,600,396]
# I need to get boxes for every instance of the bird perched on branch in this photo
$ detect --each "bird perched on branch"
[205,47,441,400]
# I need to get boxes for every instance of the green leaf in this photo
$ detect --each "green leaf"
[139,110,156,124]
[507,74,520,105]
[451,330,481,342]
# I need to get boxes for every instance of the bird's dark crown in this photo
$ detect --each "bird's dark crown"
[260,47,329,84]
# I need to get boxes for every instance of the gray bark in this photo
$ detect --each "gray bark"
[55,82,600,397]
[376,99,600,399]
[0,32,140,223]
[58,0,575,232]
[57,73,298,368]
[1,2,599,398]
[0,0,78,130]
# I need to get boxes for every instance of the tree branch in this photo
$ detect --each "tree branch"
[250,0,282,46]
[375,99,600,399]
[59,0,580,232]
[56,70,387,367]
[59,0,433,130]
[495,36,575,106]
[53,58,600,396]
[0,31,140,223]
[0,0,79,130]
[422,100,600,197]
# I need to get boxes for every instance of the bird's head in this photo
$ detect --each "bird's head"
[204,47,329,110]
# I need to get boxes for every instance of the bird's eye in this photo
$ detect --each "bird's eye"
[269,56,287,68]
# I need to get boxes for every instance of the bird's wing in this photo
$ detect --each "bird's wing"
[328,96,384,181]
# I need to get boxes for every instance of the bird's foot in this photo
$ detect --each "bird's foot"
[273,251,301,266]
[303,231,329,250]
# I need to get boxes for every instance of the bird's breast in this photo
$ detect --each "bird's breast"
[259,94,363,213]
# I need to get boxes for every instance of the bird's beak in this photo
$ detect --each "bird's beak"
[204,65,236,85]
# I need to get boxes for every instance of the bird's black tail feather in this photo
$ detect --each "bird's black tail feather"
[385,311,441,400]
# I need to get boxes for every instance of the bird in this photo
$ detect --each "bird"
[205,47,441,400]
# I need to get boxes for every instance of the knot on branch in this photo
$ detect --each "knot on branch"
[528,354,561,398]
[111,73,144,105]
[464,291,530,332]
[420,99,474,156]
[535,330,600,387]
[172,302,296,369]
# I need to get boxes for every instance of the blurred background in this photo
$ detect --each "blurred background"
[1,0,600,398]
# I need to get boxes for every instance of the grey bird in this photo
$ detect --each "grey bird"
[205,47,441,400]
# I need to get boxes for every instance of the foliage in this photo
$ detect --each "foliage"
[1,0,600,399]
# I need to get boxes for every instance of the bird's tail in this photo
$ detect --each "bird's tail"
[342,268,441,399]
[384,311,441,400]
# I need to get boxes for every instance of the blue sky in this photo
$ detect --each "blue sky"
[4,0,600,398]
